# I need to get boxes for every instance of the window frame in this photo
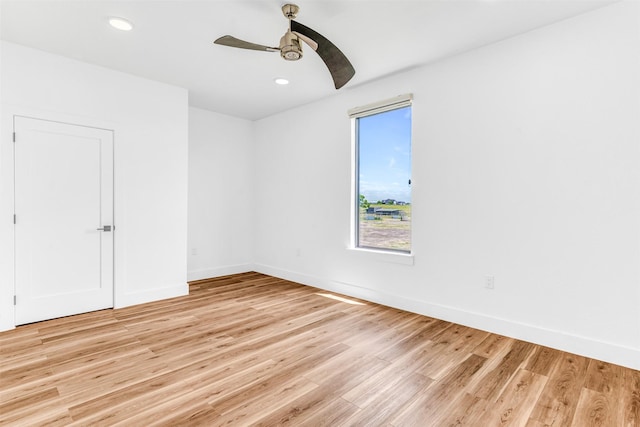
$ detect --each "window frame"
[349,94,413,255]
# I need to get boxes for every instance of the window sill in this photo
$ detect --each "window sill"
[348,247,414,266]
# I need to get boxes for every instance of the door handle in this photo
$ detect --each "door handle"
[97,225,112,232]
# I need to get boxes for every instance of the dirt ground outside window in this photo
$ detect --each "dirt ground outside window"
[358,205,411,251]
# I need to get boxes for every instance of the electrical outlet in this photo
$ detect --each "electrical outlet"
[485,276,495,290]
[191,248,198,256]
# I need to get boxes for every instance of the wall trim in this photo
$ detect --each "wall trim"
[115,283,188,309]
[253,263,640,371]
[187,264,254,282]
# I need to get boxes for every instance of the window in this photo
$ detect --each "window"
[350,94,412,253]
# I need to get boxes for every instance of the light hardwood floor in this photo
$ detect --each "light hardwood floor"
[1,272,639,426]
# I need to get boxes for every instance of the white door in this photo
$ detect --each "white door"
[14,116,114,325]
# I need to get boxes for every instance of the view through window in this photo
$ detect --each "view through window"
[351,95,412,252]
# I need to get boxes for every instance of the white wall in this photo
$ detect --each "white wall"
[252,2,640,370]
[0,42,189,330]
[187,107,253,280]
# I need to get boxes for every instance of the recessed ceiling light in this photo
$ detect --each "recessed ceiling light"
[108,17,134,31]
[274,78,289,85]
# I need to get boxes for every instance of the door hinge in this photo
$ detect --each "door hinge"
[13,295,16,305]
[13,132,16,143]
[13,214,16,224]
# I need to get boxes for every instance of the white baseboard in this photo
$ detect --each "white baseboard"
[115,283,188,309]
[187,264,254,282]
[254,263,640,371]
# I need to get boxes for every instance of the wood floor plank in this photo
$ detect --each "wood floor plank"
[342,337,435,408]
[416,324,490,380]
[343,372,434,426]
[569,359,625,426]
[0,357,54,388]
[0,387,71,426]
[56,349,169,404]
[2,408,72,427]
[145,403,221,427]
[434,392,490,426]
[585,359,624,394]
[571,387,619,427]
[375,317,451,362]
[296,397,360,427]
[389,353,488,426]
[303,348,391,396]
[250,385,340,426]
[0,272,638,426]
[525,344,563,377]
[209,377,318,426]
[479,368,548,426]
[621,367,640,427]
[107,354,273,426]
[45,336,145,374]
[209,342,349,412]
[473,333,513,359]
[70,358,278,425]
[467,340,536,402]
[528,352,590,426]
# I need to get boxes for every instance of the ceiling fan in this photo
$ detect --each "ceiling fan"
[214,4,355,90]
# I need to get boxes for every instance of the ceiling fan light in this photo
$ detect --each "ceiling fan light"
[108,17,134,31]
[282,50,301,60]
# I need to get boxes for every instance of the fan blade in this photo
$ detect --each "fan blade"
[292,31,318,51]
[214,35,279,52]
[290,21,355,89]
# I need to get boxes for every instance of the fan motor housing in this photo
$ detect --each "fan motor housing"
[279,31,302,61]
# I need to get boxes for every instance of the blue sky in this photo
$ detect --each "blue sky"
[358,106,412,203]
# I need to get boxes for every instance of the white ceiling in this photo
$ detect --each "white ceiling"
[1,0,616,120]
